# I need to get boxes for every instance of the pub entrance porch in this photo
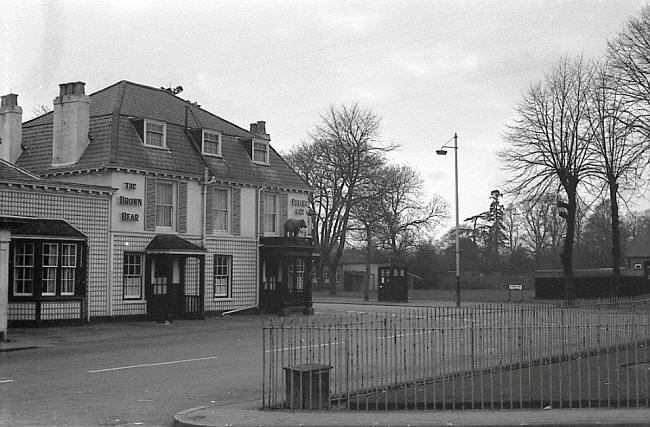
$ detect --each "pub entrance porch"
[144,235,206,322]
[259,237,315,315]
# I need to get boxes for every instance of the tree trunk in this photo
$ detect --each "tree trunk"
[609,181,621,297]
[364,228,371,302]
[328,262,337,295]
[561,189,577,304]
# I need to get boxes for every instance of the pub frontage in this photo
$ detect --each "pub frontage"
[0,80,315,329]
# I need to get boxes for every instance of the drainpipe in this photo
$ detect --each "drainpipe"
[256,186,263,309]
[201,167,216,247]
[106,192,114,320]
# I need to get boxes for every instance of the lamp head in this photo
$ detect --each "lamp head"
[435,149,447,155]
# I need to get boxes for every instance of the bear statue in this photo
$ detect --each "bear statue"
[284,219,307,237]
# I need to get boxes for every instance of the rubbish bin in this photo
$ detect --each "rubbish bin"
[283,364,331,409]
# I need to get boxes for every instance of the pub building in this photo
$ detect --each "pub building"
[0,81,315,329]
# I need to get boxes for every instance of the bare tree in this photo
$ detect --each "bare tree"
[503,203,523,257]
[519,194,566,270]
[501,56,597,302]
[286,103,390,295]
[374,164,448,256]
[608,7,650,138]
[586,60,650,295]
[31,104,52,120]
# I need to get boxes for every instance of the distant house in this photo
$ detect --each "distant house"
[0,80,314,326]
[625,235,650,275]
[338,249,396,292]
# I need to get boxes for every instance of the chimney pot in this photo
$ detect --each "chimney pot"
[0,93,23,163]
[73,81,86,95]
[256,121,266,135]
[1,94,18,108]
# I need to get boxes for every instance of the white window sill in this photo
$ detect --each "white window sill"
[122,299,146,304]
[144,144,169,151]
[214,297,234,301]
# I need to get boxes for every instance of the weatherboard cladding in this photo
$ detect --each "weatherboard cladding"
[17,80,309,191]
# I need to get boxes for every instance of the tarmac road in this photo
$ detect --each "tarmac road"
[1,315,268,426]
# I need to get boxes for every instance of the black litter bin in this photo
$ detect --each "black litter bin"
[283,364,331,409]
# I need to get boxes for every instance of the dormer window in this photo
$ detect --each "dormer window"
[202,130,222,156]
[253,139,269,164]
[144,119,166,148]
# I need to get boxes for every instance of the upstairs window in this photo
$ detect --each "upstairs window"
[253,140,269,164]
[213,188,230,232]
[145,120,166,148]
[156,181,175,228]
[264,193,278,234]
[202,130,222,156]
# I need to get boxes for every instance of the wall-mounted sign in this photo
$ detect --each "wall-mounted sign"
[121,212,139,222]
[120,182,141,222]
[291,199,309,215]
[291,199,309,207]
[119,196,143,206]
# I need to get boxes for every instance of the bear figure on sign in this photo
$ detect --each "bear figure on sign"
[284,219,307,237]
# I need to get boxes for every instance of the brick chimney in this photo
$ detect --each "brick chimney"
[250,120,269,139]
[0,94,23,163]
[52,81,90,166]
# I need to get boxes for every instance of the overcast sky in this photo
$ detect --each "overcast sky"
[3,0,649,233]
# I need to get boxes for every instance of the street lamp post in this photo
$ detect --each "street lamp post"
[436,133,460,308]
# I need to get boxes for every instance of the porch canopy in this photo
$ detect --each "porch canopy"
[144,234,207,255]
[0,216,87,240]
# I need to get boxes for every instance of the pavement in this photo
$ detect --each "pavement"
[173,403,650,426]
[4,301,650,426]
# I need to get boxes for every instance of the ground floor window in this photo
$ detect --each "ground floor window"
[11,241,83,298]
[123,253,144,300]
[61,244,77,295]
[214,255,232,298]
[13,242,34,296]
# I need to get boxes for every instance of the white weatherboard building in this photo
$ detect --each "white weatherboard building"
[0,81,314,332]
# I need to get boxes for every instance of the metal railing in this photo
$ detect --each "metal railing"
[262,301,650,410]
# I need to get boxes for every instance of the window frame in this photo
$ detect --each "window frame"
[202,129,222,157]
[155,180,175,229]
[252,139,269,164]
[144,119,167,149]
[123,252,144,300]
[263,193,278,234]
[61,243,77,296]
[41,243,59,297]
[13,242,34,297]
[212,187,231,233]
[213,255,232,298]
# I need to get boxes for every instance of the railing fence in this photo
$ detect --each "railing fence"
[263,302,650,410]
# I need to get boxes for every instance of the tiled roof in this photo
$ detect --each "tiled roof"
[627,235,650,258]
[0,158,40,181]
[17,81,310,191]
